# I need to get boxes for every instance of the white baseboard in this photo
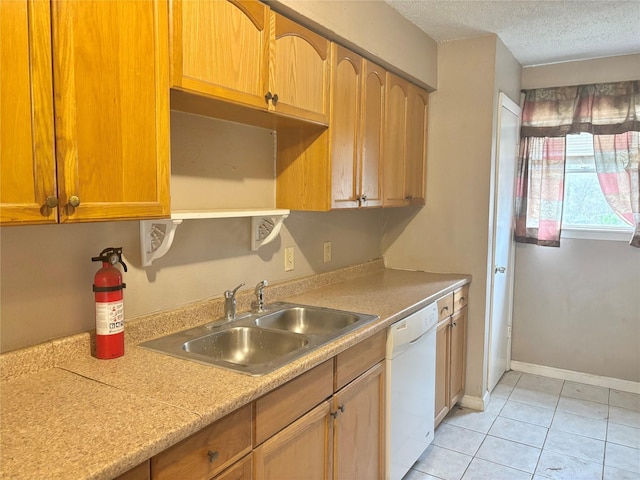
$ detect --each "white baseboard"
[459,390,491,411]
[510,361,640,394]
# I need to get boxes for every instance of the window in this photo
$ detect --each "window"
[562,133,633,239]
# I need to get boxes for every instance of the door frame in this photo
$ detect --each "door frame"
[486,92,521,392]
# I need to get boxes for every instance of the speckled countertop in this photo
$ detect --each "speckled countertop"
[0,263,470,480]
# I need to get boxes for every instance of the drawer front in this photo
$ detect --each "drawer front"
[254,360,333,446]
[335,330,386,390]
[115,460,150,480]
[437,293,454,322]
[151,404,251,480]
[213,454,252,480]
[454,285,469,312]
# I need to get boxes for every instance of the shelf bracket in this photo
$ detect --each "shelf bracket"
[139,219,183,267]
[251,214,289,251]
[139,210,289,266]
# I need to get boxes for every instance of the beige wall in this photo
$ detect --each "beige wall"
[0,114,383,353]
[268,0,438,89]
[522,53,640,89]
[513,54,640,382]
[383,35,521,400]
[512,240,640,382]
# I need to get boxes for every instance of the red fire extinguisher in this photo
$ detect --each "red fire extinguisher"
[92,247,127,359]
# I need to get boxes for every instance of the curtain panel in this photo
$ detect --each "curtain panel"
[516,80,640,247]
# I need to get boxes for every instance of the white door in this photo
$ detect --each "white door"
[487,93,521,392]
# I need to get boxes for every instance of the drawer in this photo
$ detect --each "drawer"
[254,360,333,446]
[115,461,149,480]
[454,285,469,311]
[151,404,251,480]
[437,293,454,321]
[213,454,252,480]
[335,329,386,390]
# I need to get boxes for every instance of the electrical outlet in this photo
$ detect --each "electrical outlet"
[284,246,295,271]
[323,241,332,263]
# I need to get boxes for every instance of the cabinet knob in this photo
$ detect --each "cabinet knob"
[272,93,279,105]
[265,91,273,104]
[405,194,413,200]
[330,411,339,419]
[207,450,219,463]
[338,404,345,413]
[440,306,449,315]
[68,195,81,208]
[45,196,59,208]
[361,195,367,203]
[452,322,457,327]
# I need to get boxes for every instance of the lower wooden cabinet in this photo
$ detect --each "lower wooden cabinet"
[434,288,468,428]
[334,362,385,480]
[214,454,252,480]
[254,400,333,480]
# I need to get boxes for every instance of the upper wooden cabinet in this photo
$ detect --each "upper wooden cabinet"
[383,72,429,207]
[170,0,330,124]
[405,84,429,205]
[169,0,270,110]
[1,0,170,225]
[1,0,56,224]
[330,45,384,209]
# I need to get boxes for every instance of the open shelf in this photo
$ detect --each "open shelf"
[140,209,290,266]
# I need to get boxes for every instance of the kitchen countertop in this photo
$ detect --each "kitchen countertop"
[0,266,470,480]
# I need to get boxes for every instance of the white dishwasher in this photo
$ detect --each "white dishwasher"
[385,302,438,480]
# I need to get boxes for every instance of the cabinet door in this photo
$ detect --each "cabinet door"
[51,0,170,222]
[0,0,56,225]
[449,307,467,408]
[359,59,385,208]
[254,400,333,480]
[434,319,450,427]
[383,72,409,207]
[334,362,385,480]
[270,13,330,124]
[170,0,270,110]
[330,44,362,209]
[405,84,428,205]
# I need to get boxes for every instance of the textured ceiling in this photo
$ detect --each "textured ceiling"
[385,0,640,66]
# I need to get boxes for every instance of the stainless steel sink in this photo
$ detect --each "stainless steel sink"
[183,327,309,365]
[139,302,378,376]
[255,306,362,335]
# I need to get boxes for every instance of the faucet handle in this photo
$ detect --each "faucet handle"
[254,279,268,293]
[225,283,245,298]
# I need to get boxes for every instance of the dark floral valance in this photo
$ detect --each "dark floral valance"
[521,80,640,137]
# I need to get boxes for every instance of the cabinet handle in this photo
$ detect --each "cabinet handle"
[440,306,449,315]
[330,410,339,419]
[265,92,279,105]
[44,196,59,208]
[338,404,345,413]
[405,194,413,200]
[68,195,80,208]
[361,195,367,203]
[459,296,466,302]
[207,450,219,463]
[452,322,457,327]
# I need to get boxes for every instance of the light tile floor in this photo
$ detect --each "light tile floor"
[402,371,640,480]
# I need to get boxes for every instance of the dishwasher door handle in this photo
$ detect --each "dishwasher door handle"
[408,331,429,345]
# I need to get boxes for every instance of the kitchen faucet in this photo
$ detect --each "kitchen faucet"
[224,283,244,321]
[253,280,269,312]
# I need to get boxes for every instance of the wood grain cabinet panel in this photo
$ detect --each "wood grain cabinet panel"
[2,0,170,224]
[170,0,270,110]
[383,72,429,207]
[114,461,150,480]
[0,0,56,224]
[330,45,384,210]
[333,362,385,480]
[270,13,331,124]
[51,0,170,222]
[254,400,333,480]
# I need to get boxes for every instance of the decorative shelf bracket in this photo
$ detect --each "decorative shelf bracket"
[140,219,183,267]
[251,214,289,251]
[139,209,290,266]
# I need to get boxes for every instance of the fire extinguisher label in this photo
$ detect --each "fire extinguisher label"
[96,300,124,335]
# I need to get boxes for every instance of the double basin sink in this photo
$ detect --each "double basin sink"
[140,303,378,376]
